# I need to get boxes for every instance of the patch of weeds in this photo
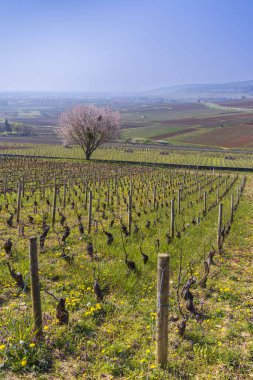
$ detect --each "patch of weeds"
[0,340,52,373]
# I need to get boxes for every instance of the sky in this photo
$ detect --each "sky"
[0,0,252,92]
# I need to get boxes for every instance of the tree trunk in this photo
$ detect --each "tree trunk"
[85,151,91,160]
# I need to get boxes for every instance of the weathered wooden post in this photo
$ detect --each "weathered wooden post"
[42,179,45,199]
[237,185,240,205]
[217,203,223,252]
[52,180,57,227]
[178,189,181,214]
[156,253,170,368]
[153,186,156,210]
[216,186,219,204]
[19,224,25,237]
[171,199,175,238]
[88,191,92,234]
[128,194,132,236]
[22,175,25,197]
[17,181,22,223]
[230,193,234,222]
[203,191,207,215]
[3,175,7,196]
[84,183,88,209]
[107,182,110,207]
[29,237,43,338]
[63,181,67,209]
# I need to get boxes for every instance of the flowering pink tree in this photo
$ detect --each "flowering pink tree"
[58,105,120,160]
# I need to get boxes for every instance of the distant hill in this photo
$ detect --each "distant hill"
[142,80,253,101]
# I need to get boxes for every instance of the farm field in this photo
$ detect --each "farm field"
[1,142,253,169]
[0,156,252,379]
[2,95,253,148]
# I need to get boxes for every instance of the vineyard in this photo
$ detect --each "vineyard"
[1,143,253,169]
[0,155,252,379]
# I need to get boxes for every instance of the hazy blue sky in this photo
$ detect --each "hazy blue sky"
[0,0,252,92]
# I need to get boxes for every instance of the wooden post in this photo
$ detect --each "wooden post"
[156,253,170,368]
[107,182,110,207]
[19,224,25,237]
[216,186,219,204]
[22,175,25,197]
[171,199,175,238]
[230,193,234,222]
[17,181,22,223]
[94,219,98,233]
[128,194,132,236]
[178,189,181,214]
[88,191,92,234]
[203,191,207,215]
[129,178,133,196]
[29,237,43,338]
[153,186,156,210]
[3,175,7,196]
[217,203,223,252]
[84,183,88,209]
[237,185,240,205]
[52,181,57,227]
[63,181,67,209]
[42,179,45,199]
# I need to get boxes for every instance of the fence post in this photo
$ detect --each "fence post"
[29,237,43,339]
[156,253,170,368]
[88,191,92,234]
[217,203,223,252]
[171,199,175,238]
